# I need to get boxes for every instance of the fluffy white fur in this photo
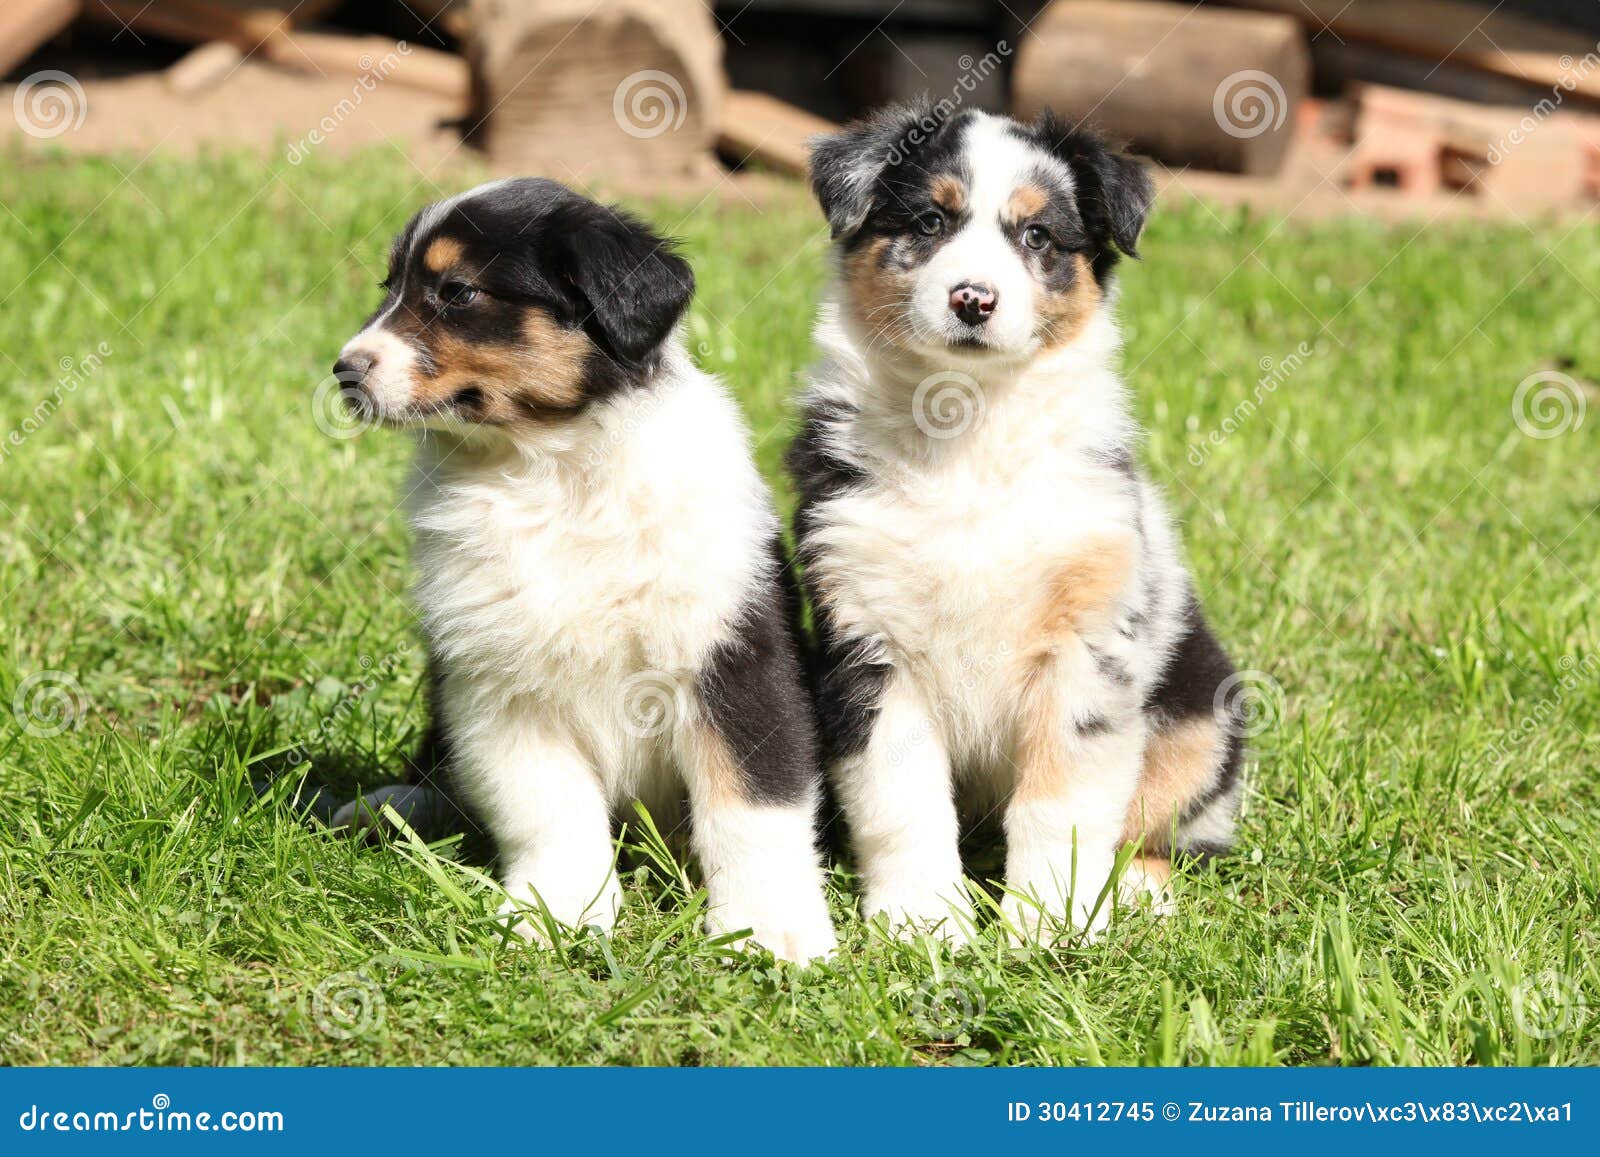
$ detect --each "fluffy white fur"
[406,342,835,962]
[800,113,1203,943]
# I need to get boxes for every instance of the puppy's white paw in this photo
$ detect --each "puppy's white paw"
[864,883,976,948]
[497,875,621,945]
[1117,856,1175,917]
[708,898,838,963]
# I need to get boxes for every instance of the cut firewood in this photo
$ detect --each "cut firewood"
[1,0,80,78]
[1226,0,1600,103]
[717,89,836,177]
[468,0,725,179]
[86,1,467,101]
[1012,0,1310,176]
[166,41,245,96]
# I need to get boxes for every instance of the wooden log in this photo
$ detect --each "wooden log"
[0,0,79,78]
[87,1,467,100]
[1012,0,1309,176]
[717,89,836,177]
[1226,0,1600,105]
[165,41,244,96]
[467,0,725,178]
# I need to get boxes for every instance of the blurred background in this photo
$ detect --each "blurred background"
[5,0,1600,221]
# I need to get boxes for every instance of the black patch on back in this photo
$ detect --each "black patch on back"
[696,536,820,807]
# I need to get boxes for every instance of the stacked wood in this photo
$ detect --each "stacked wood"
[1349,84,1589,208]
[717,89,836,177]
[86,1,467,100]
[1012,0,1310,176]
[467,0,724,178]
[1,0,79,77]
[1228,0,1600,104]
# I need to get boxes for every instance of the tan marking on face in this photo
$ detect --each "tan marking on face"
[1121,716,1225,848]
[842,235,916,350]
[1023,535,1134,662]
[423,237,465,274]
[1005,185,1049,226]
[931,175,967,215]
[1036,253,1102,350]
[386,304,591,422]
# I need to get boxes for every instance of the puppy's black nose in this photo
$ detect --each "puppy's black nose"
[948,282,997,326]
[333,352,374,384]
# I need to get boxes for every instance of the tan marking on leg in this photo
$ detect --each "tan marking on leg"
[691,724,745,810]
[1131,854,1171,888]
[1012,675,1072,806]
[423,237,465,274]
[931,174,967,215]
[1121,716,1225,847]
[1037,253,1102,349]
[1004,184,1048,224]
[1023,534,1135,663]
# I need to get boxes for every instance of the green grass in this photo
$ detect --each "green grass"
[1,146,1597,1067]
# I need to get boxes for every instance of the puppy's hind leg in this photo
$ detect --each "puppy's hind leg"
[687,591,837,963]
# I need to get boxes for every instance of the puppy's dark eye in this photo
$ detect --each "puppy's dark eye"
[440,281,478,307]
[1023,225,1052,251]
[915,211,944,237]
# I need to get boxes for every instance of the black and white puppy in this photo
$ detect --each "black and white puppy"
[791,108,1243,943]
[333,178,835,962]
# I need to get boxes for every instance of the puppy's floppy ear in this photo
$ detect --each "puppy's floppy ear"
[1035,112,1154,259]
[556,204,694,366]
[808,101,934,239]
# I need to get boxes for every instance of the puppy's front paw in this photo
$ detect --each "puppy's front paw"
[497,875,622,945]
[863,882,976,948]
[1117,855,1175,916]
[713,909,838,964]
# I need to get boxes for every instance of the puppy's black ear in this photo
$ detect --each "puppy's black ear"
[808,101,933,239]
[1035,112,1154,261]
[557,205,694,366]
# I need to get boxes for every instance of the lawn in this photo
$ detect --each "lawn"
[1,147,1597,1067]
